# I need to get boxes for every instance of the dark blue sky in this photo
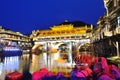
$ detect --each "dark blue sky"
[0,0,106,34]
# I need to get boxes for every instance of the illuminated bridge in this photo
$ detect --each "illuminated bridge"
[31,24,93,65]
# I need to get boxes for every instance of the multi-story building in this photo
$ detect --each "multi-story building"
[31,24,92,42]
[91,0,120,57]
[0,26,32,54]
[104,0,120,32]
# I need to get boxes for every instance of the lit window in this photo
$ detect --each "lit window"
[117,16,120,27]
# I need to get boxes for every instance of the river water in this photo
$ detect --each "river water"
[0,49,118,80]
[0,50,74,80]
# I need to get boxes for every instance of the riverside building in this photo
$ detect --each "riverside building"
[0,26,32,55]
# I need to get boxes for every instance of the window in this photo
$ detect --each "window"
[117,16,120,26]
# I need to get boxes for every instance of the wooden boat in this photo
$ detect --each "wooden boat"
[5,71,23,80]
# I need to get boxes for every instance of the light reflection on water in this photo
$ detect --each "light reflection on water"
[0,55,21,80]
[0,52,30,79]
[0,49,76,79]
[4,56,19,71]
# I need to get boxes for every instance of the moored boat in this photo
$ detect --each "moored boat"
[5,71,23,80]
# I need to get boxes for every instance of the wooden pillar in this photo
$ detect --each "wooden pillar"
[116,41,119,57]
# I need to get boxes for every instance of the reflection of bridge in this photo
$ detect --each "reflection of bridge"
[33,39,90,64]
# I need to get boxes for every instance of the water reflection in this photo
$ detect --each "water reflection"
[0,55,21,80]
[30,53,45,73]
[0,49,74,80]
[4,56,19,71]
[0,53,24,79]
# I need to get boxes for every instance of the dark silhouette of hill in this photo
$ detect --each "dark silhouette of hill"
[58,21,92,27]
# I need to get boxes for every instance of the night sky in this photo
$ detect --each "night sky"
[0,0,106,34]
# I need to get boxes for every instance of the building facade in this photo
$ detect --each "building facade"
[31,24,92,42]
[91,0,120,57]
[0,26,32,52]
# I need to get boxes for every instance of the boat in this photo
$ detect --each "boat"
[2,46,22,56]
[5,71,23,80]
[0,42,22,56]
